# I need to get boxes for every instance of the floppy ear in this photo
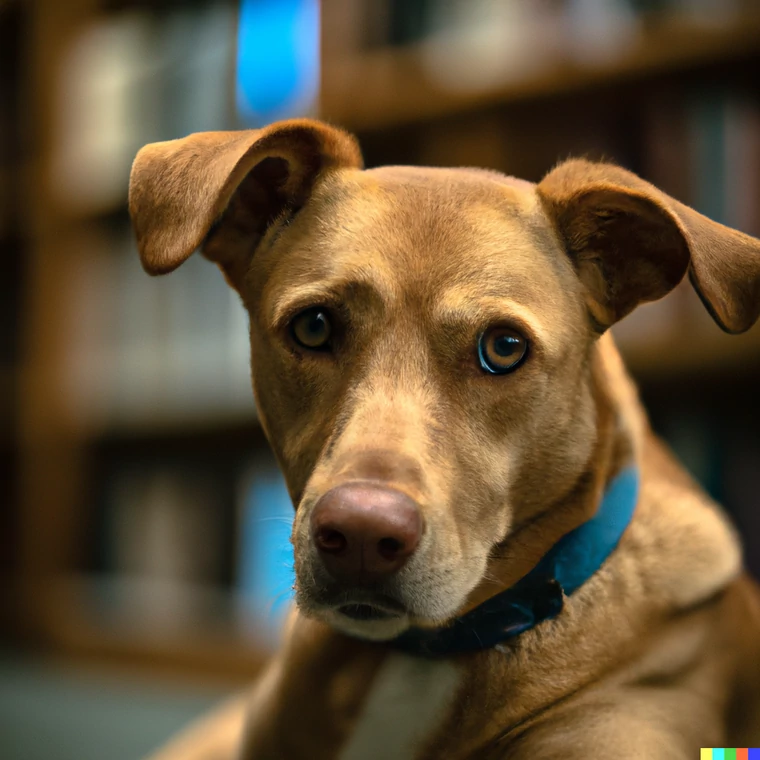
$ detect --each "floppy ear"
[128,119,363,286]
[537,159,760,334]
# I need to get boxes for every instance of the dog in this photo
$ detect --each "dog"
[128,119,760,759]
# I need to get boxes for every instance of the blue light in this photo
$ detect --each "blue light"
[238,469,295,642]
[236,0,320,126]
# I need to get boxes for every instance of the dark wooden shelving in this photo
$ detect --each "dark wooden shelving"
[321,16,760,132]
[8,3,760,678]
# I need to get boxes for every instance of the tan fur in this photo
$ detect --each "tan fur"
[128,120,760,759]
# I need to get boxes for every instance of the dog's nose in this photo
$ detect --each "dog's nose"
[310,483,423,581]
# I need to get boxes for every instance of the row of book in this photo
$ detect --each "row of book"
[642,91,760,236]
[50,3,237,216]
[327,0,756,53]
[63,219,255,430]
[612,89,760,354]
[88,444,295,644]
[50,0,325,216]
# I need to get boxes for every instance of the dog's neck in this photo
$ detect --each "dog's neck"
[391,464,639,656]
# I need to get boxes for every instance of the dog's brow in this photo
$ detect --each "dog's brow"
[271,285,344,326]
[433,294,550,346]
[270,275,395,327]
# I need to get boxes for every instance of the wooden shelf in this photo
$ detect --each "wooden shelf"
[79,405,260,440]
[614,285,760,382]
[620,323,760,382]
[27,575,271,684]
[320,15,760,132]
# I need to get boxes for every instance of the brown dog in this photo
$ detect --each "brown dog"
[129,119,760,759]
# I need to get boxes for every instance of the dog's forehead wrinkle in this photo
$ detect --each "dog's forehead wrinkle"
[298,205,560,315]
[363,164,536,195]
[318,163,538,238]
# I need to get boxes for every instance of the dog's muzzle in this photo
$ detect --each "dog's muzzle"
[307,482,424,621]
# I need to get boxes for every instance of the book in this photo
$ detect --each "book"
[96,463,229,630]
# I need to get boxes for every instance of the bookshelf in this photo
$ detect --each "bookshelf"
[7,0,760,680]
[320,13,760,133]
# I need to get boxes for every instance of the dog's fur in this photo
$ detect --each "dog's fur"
[129,120,760,759]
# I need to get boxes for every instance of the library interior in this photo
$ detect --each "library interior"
[1,1,760,758]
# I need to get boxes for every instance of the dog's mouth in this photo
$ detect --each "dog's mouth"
[337,601,403,622]
[304,590,412,640]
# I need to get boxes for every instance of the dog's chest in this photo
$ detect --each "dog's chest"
[337,653,461,760]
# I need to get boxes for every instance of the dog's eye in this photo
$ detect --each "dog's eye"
[291,307,332,350]
[478,327,528,374]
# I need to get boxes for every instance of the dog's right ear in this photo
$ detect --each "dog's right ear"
[128,119,363,287]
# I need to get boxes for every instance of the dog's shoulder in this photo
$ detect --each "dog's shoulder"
[631,431,742,610]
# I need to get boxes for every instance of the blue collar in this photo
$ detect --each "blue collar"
[391,466,640,658]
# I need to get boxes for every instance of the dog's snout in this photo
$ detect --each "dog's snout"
[310,483,423,581]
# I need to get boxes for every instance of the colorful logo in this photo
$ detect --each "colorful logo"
[701,750,760,759]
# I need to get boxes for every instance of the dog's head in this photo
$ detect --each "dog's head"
[130,120,760,641]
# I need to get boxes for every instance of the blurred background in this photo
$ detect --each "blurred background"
[1,0,760,757]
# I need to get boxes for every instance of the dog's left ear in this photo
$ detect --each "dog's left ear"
[129,119,363,288]
[538,159,760,333]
